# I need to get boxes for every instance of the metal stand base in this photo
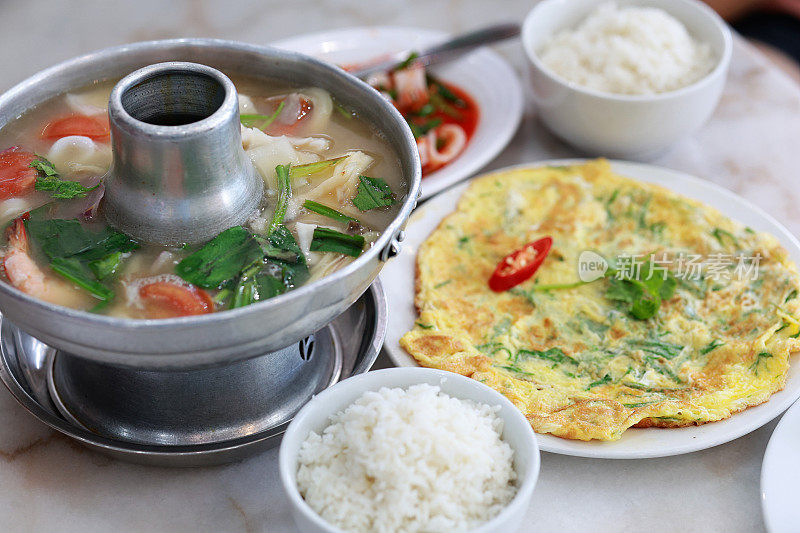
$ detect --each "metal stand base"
[0,282,385,466]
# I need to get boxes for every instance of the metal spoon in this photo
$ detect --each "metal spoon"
[348,23,521,79]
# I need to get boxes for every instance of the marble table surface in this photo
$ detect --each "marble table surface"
[2,1,800,531]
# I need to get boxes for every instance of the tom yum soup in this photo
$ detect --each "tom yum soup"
[0,78,404,318]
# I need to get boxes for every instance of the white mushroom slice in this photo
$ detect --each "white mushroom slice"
[46,135,111,176]
[284,135,331,152]
[241,125,330,152]
[304,150,373,205]
[241,126,318,191]
[65,87,110,116]
[0,196,49,227]
[294,222,317,260]
[238,94,256,114]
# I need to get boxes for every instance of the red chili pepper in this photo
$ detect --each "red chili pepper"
[488,236,553,292]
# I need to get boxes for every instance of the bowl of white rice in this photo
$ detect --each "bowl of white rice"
[278,367,540,533]
[522,0,732,158]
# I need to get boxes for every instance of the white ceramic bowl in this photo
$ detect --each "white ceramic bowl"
[522,0,732,158]
[278,367,540,533]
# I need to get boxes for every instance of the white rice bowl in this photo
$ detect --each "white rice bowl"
[538,2,716,95]
[295,383,518,533]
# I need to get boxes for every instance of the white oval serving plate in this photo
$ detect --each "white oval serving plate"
[761,398,800,532]
[380,159,800,459]
[272,26,524,200]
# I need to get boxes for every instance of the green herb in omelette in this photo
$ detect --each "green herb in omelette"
[587,374,612,390]
[700,339,725,355]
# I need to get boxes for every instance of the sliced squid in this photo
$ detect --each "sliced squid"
[393,64,429,109]
[416,136,431,169]
[365,72,392,90]
[425,124,467,169]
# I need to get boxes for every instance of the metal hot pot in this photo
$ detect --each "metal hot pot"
[0,39,421,465]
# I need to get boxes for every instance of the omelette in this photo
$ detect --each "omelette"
[401,160,800,441]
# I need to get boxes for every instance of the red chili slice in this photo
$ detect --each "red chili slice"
[488,237,553,292]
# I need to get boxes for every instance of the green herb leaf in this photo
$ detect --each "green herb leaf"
[352,175,395,211]
[240,101,285,130]
[430,77,465,106]
[289,156,348,179]
[606,278,642,304]
[605,263,676,320]
[428,92,461,119]
[712,227,738,248]
[631,295,660,320]
[268,164,292,235]
[700,339,725,355]
[25,219,138,263]
[517,347,577,366]
[88,251,124,280]
[303,200,357,223]
[175,226,263,289]
[750,351,773,375]
[24,218,138,303]
[395,51,419,71]
[50,257,114,301]
[31,156,99,199]
[586,374,611,390]
[408,117,442,138]
[262,225,309,287]
[310,227,364,257]
[629,339,684,359]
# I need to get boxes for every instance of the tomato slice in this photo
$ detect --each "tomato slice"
[41,115,110,141]
[488,237,553,292]
[0,147,37,200]
[139,281,214,318]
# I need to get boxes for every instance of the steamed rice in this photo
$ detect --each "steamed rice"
[538,2,716,95]
[295,383,517,533]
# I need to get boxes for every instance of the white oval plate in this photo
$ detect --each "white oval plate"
[380,159,800,459]
[272,26,524,200]
[761,399,800,532]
